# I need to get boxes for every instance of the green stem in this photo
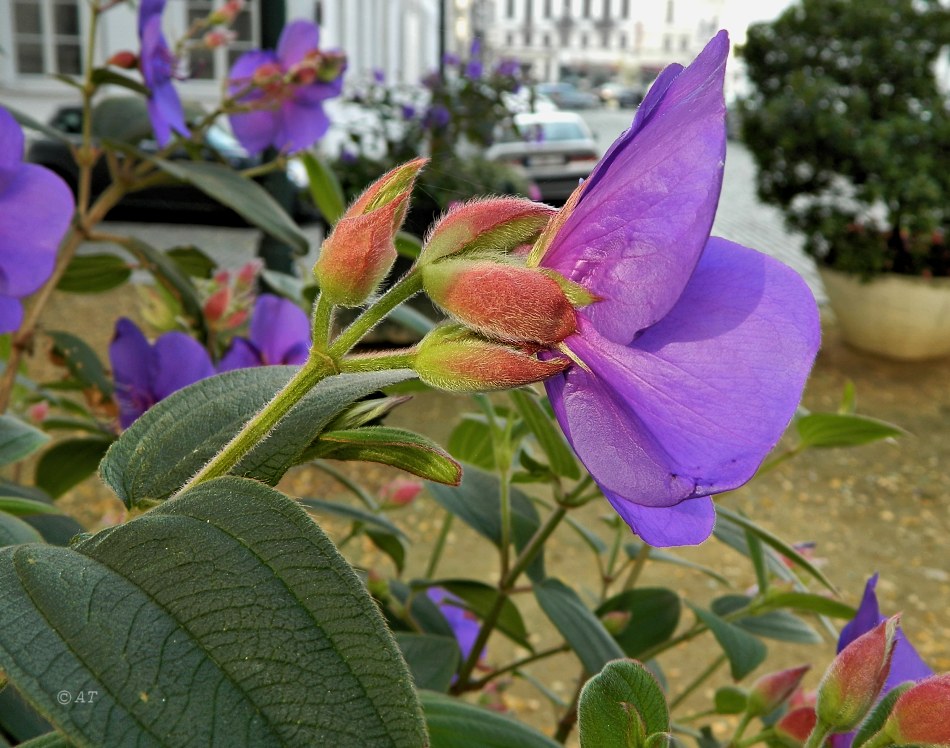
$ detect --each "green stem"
[468,643,571,690]
[669,654,726,711]
[737,729,774,748]
[730,713,754,748]
[553,675,585,744]
[622,542,651,590]
[803,722,834,748]
[329,271,423,357]
[339,351,416,373]
[174,357,333,496]
[311,292,334,350]
[424,511,454,579]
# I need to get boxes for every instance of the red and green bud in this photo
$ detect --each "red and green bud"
[774,707,817,747]
[747,665,811,717]
[208,0,244,25]
[379,477,423,508]
[314,158,426,306]
[422,259,576,344]
[203,286,232,323]
[107,50,138,69]
[414,325,570,392]
[816,615,900,731]
[599,611,632,636]
[880,673,950,746]
[419,197,555,265]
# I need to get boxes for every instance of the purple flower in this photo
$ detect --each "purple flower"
[423,104,451,131]
[218,294,310,370]
[0,108,73,333]
[464,39,483,80]
[427,587,482,664]
[400,103,417,121]
[138,0,189,146]
[109,318,215,428]
[494,58,521,78]
[537,31,820,547]
[442,53,460,68]
[227,20,345,155]
[372,68,385,84]
[830,575,933,748]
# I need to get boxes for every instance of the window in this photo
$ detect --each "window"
[666,0,675,24]
[680,34,689,51]
[185,0,259,80]
[545,0,553,18]
[507,0,516,18]
[583,0,591,18]
[12,0,82,76]
[621,0,630,18]
[619,32,627,48]
[663,34,672,52]
[580,32,588,48]
[543,32,551,47]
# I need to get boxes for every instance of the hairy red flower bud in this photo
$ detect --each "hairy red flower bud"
[107,50,138,69]
[882,673,950,746]
[774,707,817,746]
[422,259,576,344]
[415,325,570,392]
[816,615,900,731]
[747,665,811,717]
[203,286,231,323]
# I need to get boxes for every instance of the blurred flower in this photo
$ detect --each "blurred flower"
[494,59,521,78]
[208,0,244,25]
[138,0,189,146]
[427,587,483,665]
[399,103,416,121]
[106,50,138,69]
[109,318,215,428]
[27,402,50,424]
[747,665,810,717]
[464,39,483,79]
[534,31,820,547]
[0,107,73,333]
[378,477,422,507]
[218,294,310,370]
[227,20,345,154]
[442,53,460,67]
[372,68,385,84]
[203,29,235,49]
[423,104,450,130]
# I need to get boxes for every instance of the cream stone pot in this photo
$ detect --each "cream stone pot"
[819,267,950,361]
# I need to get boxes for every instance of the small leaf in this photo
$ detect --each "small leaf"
[299,151,345,224]
[322,395,411,432]
[509,389,579,479]
[366,529,407,573]
[0,497,63,517]
[566,515,608,555]
[45,331,114,397]
[90,67,148,94]
[0,416,50,466]
[0,512,45,547]
[57,254,131,293]
[90,96,153,142]
[34,437,112,499]
[8,106,71,142]
[297,497,406,539]
[166,246,217,278]
[430,579,531,650]
[745,527,769,594]
[796,412,903,448]
[762,591,856,619]
[306,426,462,485]
[852,683,913,748]
[152,159,308,253]
[714,685,747,714]
[118,238,205,328]
[578,660,670,748]
[395,633,459,693]
[688,604,767,680]
[447,416,495,469]
[596,588,681,658]
[534,578,625,675]
[711,594,823,643]
[421,690,560,748]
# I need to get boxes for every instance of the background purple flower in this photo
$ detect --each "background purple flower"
[0,107,73,333]
[138,0,189,146]
[423,104,451,131]
[218,294,310,370]
[464,39,483,80]
[109,318,215,428]
[539,31,820,547]
[227,20,344,155]
[426,587,482,664]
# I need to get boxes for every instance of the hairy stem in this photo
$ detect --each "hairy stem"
[328,270,422,357]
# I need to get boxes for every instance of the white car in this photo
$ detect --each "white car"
[485,112,599,203]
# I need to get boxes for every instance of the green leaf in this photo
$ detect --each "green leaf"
[447,416,495,469]
[688,604,767,680]
[509,389,579,479]
[796,412,904,448]
[577,660,670,748]
[427,464,545,581]
[366,529,408,573]
[431,579,531,650]
[100,367,414,508]
[56,253,131,293]
[90,96,153,143]
[566,515,608,555]
[299,151,345,224]
[166,246,217,278]
[0,477,425,747]
[714,686,747,715]
[15,732,69,747]
[711,598,822,644]
[762,591,856,619]
[152,159,308,253]
[118,238,205,327]
[322,394,412,432]
[89,67,148,95]
[45,330,114,397]
[0,416,50,466]
[306,426,462,485]
[596,588,681,658]
[395,231,423,260]
[0,497,63,517]
[0,512,45,547]
[852,683,913,748]
[34,437,112,499]
[745,527,770,594]
[297,497,407,539]
[7,106,71,143]
[421,690,560,748]
[0,685,54,744]
[394,633,459,693]
[534,578,625,675]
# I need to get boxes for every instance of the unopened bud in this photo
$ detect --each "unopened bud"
[600,611,631,636]
[107,50,138,69]
[415,325,570,392]
[208,0,244,25]
[314,159,426,306]
[366,570,390,601]
[203,29,235,49]
[422,259,576,344]
[236,259,263,288]
[223,308,248,329]
[316,49,347,82]
[774,707,817,746]
[379,477,423,508]
[28,401,50,424]
[203,286,231,323]
[816,615,900,731]
[747,665,811,717]
[880,673,950,746]
[419,198,555,265]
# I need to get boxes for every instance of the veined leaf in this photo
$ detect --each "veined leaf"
[422,690,560,748]
[578,660,670,748]
[57,253,131,293]
[688,603,767,680]
[0,416,50,466]
[796,412,903,448]
[596,588,681,658]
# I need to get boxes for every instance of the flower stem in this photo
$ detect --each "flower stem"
[468,643,571,690]
[622,542,651,590]
[424,511,454,580]
[338,351,416,373]
[803,721,833,748]
[174,357,334,496]
[328,270,423,357]
[311,292,334,351]
[670,654,726,711]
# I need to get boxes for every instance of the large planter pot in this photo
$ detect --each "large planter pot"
[819,267,950,361]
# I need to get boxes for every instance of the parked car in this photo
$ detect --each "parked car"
[26,101,315,225]
[534,82,600,110]
[598,82,644,108]
[485,111,599,203]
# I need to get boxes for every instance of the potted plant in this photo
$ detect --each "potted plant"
[738,0,950,360]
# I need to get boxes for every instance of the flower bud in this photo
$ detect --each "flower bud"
[747,665,811,717]
[599,611,631,636]
[379,477,423,508]
[816,615,900,731]
[419,198,555,265]
[415,325,570,392]
[208,0,244,25]
[203,286,231,324]
[881,673,950,746]
[422,259,576,344]
[107,50,138,69]
[236,259,263,288]
[774,707,817,747]
[28,402,50,424]
[314,158,427,306]
[203,29,235,49]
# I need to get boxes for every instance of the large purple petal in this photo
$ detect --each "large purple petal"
[547,239,819,507]
[218,338,264,371]
[277,20,320,67]
[249,294,310,365]
[137,0,166,34]
[0,163,73,296]
[140,16,188,146]
[0,107,24,173]
[837,574,883,652]
[541,32,729,346]
[0,296,23,334]
[229,108,281,156]
[110,318,156,428]
[151,332,215,401]
[274,97,330,153]
[606,492,716,546]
